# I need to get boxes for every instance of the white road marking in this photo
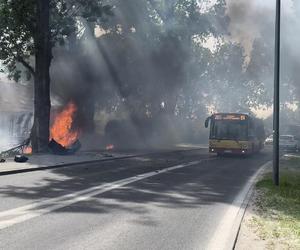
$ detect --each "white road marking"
[205,161,271,250]
[0,160,210,230]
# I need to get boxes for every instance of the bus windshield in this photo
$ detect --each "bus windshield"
[211,120,248,141]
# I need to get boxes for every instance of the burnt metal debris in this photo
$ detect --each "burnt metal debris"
[14,155,29,163]
[48,139,81,155]
[0,138,31,158]
[0,138,81,159]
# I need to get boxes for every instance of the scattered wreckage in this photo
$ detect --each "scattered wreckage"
[0,138,81,163]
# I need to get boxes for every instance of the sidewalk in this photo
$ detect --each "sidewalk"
[0,151,137,175]
[0,145,208,176]
[235,154,300,249]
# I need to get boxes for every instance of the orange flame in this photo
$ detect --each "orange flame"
[50,101,79,147]
[23,146,32,154]
[106,144,114,150]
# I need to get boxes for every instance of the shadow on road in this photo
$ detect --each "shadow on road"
[0,150,271,225]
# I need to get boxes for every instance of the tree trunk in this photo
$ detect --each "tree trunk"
[31,0,51,153]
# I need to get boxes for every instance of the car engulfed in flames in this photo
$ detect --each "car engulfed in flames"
[50,101,80,148]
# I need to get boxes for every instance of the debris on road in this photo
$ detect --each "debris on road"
[100,153,113,158]
[0,138,30,158]
[48,139,81,155]
[14,155,29,163]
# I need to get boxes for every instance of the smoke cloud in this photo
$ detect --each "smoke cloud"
[226,0,300,121]
[0,77,33,151]
[2,0,300,152]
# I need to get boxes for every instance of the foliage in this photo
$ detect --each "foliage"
[252,158,300,249]
[0,0,112,81]
[90,0,275,121]
[1,0,289,146]
[89,0,230,119]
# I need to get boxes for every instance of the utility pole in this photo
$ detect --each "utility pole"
[273,0,281,186]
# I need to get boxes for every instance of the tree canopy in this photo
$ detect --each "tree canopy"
[0,0,112,81]
[1,0,299,148]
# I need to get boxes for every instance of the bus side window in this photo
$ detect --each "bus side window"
[249,120,255,138]
[256,122,265,139]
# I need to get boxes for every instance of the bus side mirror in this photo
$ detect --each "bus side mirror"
[205,117,210,128]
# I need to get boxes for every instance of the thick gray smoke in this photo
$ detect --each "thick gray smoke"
[0,77,33,151]
[50,0,299,149]
[3,0,299,152]
[226,0,293,55]
[49,1,225,150]
[227,1,269,57]
[226,0,300,125]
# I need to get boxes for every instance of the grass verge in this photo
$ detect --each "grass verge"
[249,157,300,249]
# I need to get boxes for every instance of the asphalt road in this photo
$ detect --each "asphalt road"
[0,149,271,250]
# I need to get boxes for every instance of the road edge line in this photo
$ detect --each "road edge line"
[206,160,271,250]
[231,161,271,249]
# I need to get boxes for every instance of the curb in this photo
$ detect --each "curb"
[232,161,271,250]
[0,155,138,176]
[0,148,207,176]
[205,160,272,250]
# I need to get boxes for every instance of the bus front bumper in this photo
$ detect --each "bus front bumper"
[209,147,249,155]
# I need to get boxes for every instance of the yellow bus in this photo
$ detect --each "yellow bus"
[205,113,265,155]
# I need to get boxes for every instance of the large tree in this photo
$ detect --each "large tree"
[0,0,112,152]
[94,0,228,115]
[33,0,51,152]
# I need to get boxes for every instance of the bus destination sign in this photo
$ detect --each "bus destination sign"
[214,114,247,121]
